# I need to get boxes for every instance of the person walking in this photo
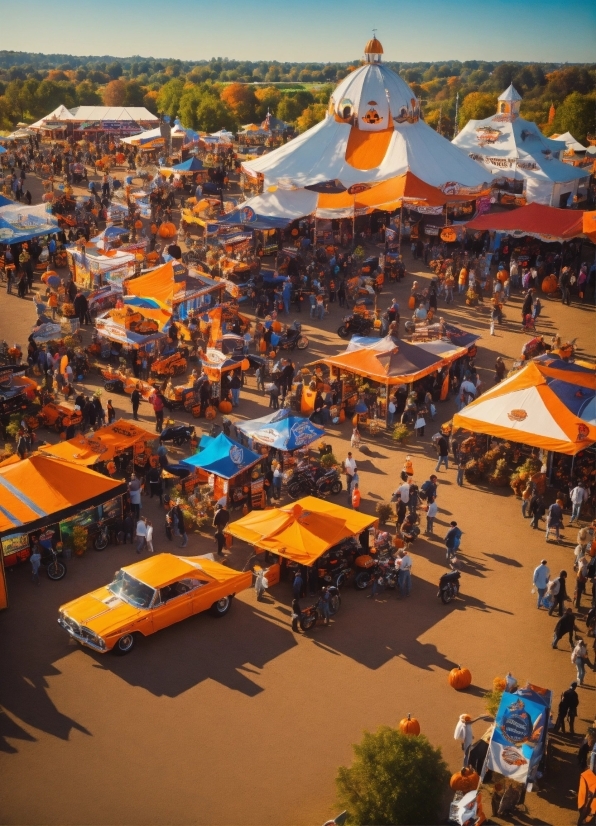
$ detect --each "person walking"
[149,390,164,433]
[546,499,564,542]
[528,492,545,529]
[292,570,303,600]
[291,598,302,632]
[570,482,587,525]
[398,548,412,597]
[344,451,357,497]
[571,639,590,685]
[533,559,550,608]
[393,476,410,525]
[456,453,465,487]
[146,465,163,505]
[351,482,361,511]
[230,372,242,408]
[435,433,449,472]
[548,570,569,616]
[128,473,142,521]
[173,500,188,548]
[30,543,41,585]
[131,385,141,420]
[552,607,579,649]
[445,521,463,559]
[521,481,534,518]
[106,399,115,425]
[553,682,579,735]
[135,516,147,554]
[425,498,438,535]
[213,503,230,557]
[272,464,283,500]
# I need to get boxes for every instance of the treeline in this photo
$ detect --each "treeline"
[0,52,594,141]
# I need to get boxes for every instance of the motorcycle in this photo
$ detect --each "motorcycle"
[287,467,342,500]
[438,563,461,604]
[299,586,341,631]
[337,313,373,339]
[93,521,110,551]
[277,321,309,351]
[354,555,397,590]
[317,537,360,588]
[159,424,195,446]
[151,351,187,378]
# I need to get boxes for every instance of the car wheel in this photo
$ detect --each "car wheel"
[210,596,231,617]
[114,633,136,654]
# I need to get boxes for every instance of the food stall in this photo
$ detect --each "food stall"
[125,260,226,320]
[0,455,127,605]
[181,432,263,510]
[67,245,137,289]
[235,408,325,473]
[200,348,249,406]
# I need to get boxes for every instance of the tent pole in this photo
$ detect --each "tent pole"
[398,203,403,251]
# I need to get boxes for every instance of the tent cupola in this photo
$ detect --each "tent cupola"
[364,36,383,63]
[497,84,522,118]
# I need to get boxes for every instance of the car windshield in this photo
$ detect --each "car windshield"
[108,571,155,609]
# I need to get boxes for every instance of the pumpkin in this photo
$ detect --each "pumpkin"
[541,274,558,294]
[450,767,480,793]
[449,665,472,690]
[158,221,177,238]
[219,400,233,414]
[399,714,420,736]
[271,321,282,333]
[205,406,217,420]
[134,220,143,229]
[106,461,117,475]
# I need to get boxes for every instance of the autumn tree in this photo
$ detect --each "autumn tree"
[550,92,595,142]
[123,81,145,107]
[76,80,102,106]
[254,86,281,121]
[102,79,127,107]
[221,82,257,123]
[156,78,184,118]
[296,103,327,132]
[178,86,236,132]
[458,91,498,128]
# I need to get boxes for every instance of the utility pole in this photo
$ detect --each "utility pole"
[454,92,460,137]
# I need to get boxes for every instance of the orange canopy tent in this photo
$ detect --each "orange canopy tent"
[39,420,156,467]
[583,210,596,242]
[126,261,176,306]
[466,203,587,242]
[0,455,125,536]
[226,496,377,565]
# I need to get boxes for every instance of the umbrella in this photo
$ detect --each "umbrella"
[47,275,60,288]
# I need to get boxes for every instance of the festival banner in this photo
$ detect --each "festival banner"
[485,689,549,784]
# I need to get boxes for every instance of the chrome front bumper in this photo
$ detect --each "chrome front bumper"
[58,618,107,653]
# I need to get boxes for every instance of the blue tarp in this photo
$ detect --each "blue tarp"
[218,208,291,231]
[181,432,261,479]
[235,409,325,451]
[170,157,204,172]
[0,214,60,245]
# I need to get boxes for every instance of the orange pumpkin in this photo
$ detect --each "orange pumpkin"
[219,400,233,414]
[450,767,480,792]
[541,274,558,294]
[134,220,143,229]
[158,221,177,238]
[205,406,217,420]
[399,714,420,736]
[449,665,472,690]
[271,321,282,333]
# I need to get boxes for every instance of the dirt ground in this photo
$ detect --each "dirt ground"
[0,165,594,825]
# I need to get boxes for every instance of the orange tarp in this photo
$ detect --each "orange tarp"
[583,210,596,242]
[40,419,156,466]
[227,496,377,566]
[345,128,394,171]
[126,261,175,306]
[0,455,123,534]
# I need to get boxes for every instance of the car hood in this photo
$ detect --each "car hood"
[61,587,144,636]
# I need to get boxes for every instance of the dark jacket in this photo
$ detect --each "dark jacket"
[437,436,449,457]
[559,686,579,715]
[554,613,576,636]
[213,507,230,531]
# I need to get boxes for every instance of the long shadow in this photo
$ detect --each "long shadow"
[357,446,388,460]
[485,552,523,568]
[354,458,386,475]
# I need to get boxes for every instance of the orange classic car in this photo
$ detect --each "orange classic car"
[58,553,252,654]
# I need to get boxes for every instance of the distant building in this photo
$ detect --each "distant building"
[452,85,589,207]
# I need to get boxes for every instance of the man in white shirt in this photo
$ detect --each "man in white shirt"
[569,482,587,525]
[145,519,154,554]
[532,559,550,609]
[135,516,147,554]
[397,549,412,596]
[344,452,357,496]
[394,481,410,525]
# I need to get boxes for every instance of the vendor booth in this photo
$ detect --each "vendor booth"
[67,245,137,289]
[125,260,225,319]
[40,419,157,476]
[235,408,325,472]
[181,432,263,510]
[0,202,60,245]
[0,455,127,607]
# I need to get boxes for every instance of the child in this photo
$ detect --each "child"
[403,456,414,479]
[351,425,361,449]
[351,482,361,510]
[107,399,116,424]
[426,499,438,534]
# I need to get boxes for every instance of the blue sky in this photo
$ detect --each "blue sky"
[7,0,595,62]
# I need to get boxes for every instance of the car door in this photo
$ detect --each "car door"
[190,575,219,615]
[152,581,193,632]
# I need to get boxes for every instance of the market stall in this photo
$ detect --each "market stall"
[0,202,60,245]
[125,260,225,319]
[181,432,263,510]
[67,245,137,289]
[235,408,325,472]
[0,455,127,605]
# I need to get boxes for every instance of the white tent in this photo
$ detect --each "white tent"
[551,132,587,153]
[30,105,77,129]
[243,37,488,198]
[69,106,157,122]
[453,86,588,206]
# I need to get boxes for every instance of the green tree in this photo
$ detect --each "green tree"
[194,94,237,133]
[106,61,123,80]
[156,78,185,118]
[76,80,102,106]
[123,81,146,107]
[296,103,327,132]
[254,85,282,120]
[336,727,449,826]
[276,91,313,124]
[550,92,595,142]
[458,91,498,128]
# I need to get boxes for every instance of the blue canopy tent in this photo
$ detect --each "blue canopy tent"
[169,157,204,173]
[218,207,291,231]
[235,408,325,451]
[182,433,261,479]
[0,203,60,245]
